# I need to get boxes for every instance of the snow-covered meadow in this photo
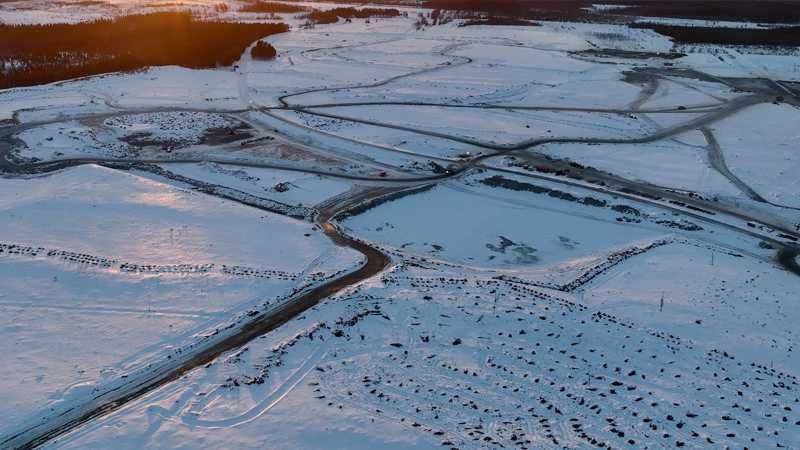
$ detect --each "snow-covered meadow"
[0,164,361,432]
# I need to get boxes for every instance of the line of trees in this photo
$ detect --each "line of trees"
[631,23,800,47]
[605,0,800,24]
[422,0,800,25]
[0,12,288,89]
[304,7,401,25]
[239,1,308,14]
[423,0,594,19]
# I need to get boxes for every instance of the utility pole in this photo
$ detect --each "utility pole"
[659,292,664,313]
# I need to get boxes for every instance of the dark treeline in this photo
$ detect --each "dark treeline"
[459,17,541,27]
[424,0,800,24]
[239,1,308,14]
[631,23,800,47]
[304,7,402,25]
[264,0,401,3]
[423,0,595,21]
[604,0,800,24]
[0,12,288,89]
[251,41,277,60]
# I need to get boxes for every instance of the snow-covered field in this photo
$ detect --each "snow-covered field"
[535,138,745,198]
[342,180,664,270]
[163,163,354,207]
[1,4,799,450]
[0,165,361,432]
[46,251,800,450]
[708,102,800,209]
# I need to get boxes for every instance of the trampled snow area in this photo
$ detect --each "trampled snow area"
[1,5,799,450]
[14,111,248,161]
[46,249,800,450]
[582,242,800,373]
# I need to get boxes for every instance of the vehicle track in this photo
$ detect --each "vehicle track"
[700,127,800,211]
[272,100,722,114]
[287,94,764,152]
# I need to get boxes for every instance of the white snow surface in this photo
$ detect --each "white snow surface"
[0,164,361,430]
[0,7,798,450]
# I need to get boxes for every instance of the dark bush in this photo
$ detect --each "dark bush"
[251,41,277,60]
[0,12,288,89]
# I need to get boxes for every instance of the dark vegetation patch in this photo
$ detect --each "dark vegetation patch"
[337,184,436,220]
[251,41,277,60]
[458,17,540,27]
[423,0,604,22]
[262,0,395,3]
[777,249,800,276]
[202,123,254,145]
[422,0,800,48]
[605,0,800,23]
[239,1,308,14]
[53,0,111,6]
[425,0,800,23]
[303,7,402,25]
[118,121,253,149]
[480,175,703,232]
[424,0,588,17]
[0,12,288,89]
[630,23,800,47]
[141,2,186,7]
[574,48,686,60]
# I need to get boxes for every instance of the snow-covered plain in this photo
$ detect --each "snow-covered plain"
[46,249,800,450]
[535,139,745,198]
[0,165,361,433]
[342,180,664,269]
[1,4,799,450]
[708,102,800,209]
